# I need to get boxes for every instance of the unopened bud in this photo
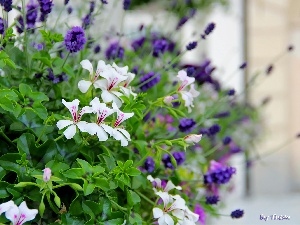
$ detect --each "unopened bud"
[43,168,52,182]
[184,134,202,144]
[164,96,174,105]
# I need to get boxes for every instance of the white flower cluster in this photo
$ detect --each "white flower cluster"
[147,175,199,225]
[56,60,137,146]
[0,201,38,225]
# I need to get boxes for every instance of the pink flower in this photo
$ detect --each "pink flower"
[43,168,51,182]
[194,204,206,225]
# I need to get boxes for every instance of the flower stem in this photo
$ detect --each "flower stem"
[61,52,70,68]
[54,134,65,142]
[0,128,16,147]
[136,191,155,205]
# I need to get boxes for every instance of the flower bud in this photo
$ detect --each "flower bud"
[163,96,174,105]
[43,168,52,182]
[184,134,202,144]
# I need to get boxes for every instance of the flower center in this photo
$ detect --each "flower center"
[114,113,125,127]
[97,109,108,124]
[108,77,119,90]
[178,80,188,91]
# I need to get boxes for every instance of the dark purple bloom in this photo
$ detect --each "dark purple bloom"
[239,62,247,69]
[266,64,273,75]
[67,6,73,14]
[33,42,44,51]
[204,22,215,36]
[213,111,230,118]
[179,118,196,133]
[82,13,93,29]
[64,26,86,53]
[139,71,161,91]
[58,72,68,82]
[143,112,151,122]
[230,146,242,154]
[176,16,189,30]
[35,73,43,79]
[205,195,219,205]
[208,124,221,136]
[46,68,55,82]
[227,89,235,96]
[3,0,12,12]
[16,16,24,34]
[171,94,181,108]
[101,0,108,4]
[89,1,95,13]
[26,0,38,30]
[123,0,131,10]
[94,45,101,54]
[172,151,185,166]
[38,0,54,22]
[105,42,124,60]
[204,162,236,185]
[186,67,195,76]
[144,157,155,173]
[131,66,139,75]
[186,41,197,51]
[64,0,69,5]
[0,17,5,35]
[231,209,244,219]
[131,37,145,51]
[162,154,174,169]
[222,136,232,145]
[152,39,168,57]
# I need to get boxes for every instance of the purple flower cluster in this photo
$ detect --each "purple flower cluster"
[131,37,145,51]
[101,0,108,4]
[186,41,197,51]
[26,0,39,31]
[64,26,86,53]
[46,68,68,84]
[151,34,175,57]
[64,0,69,5]
[205,195,219,205]
[204,165,236,185]
[38,0,53,22]
[139,71,161,91]
[176,8,197,30]
[179,118,196,133]
[144,157,155,173]
[82,13,93,29]
[16,16,24,34]
[201,22,215,39]
[123,0,131,10]
[231,209,244,219]
[0,17,5,35]
[222,136,232,145]
[208,124,221,136]
[94,45,101,54]
[162,151,185,169]
[105,42,124,60]
[227,89,235,96]
[2,0,12,12]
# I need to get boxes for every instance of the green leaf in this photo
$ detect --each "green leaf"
[127,190,140,207]
[123,160,133,169]
[0,166,6,180]
[67,183,83,192]
[0,181,9,198]
[76,159,93,174]
[83,181,95,196]
[15,182,39,188]
[64,168,85,179]
[94,178,110,191]
[53,192,61,207]
[126,168,141,177]
[39,195,45,217]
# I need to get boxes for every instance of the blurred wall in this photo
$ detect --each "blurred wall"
[248,0,300,194]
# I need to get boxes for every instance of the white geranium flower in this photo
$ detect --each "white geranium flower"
[119,72,137,98]
[153,192,186,225]
[0,200,14,215]
[147,175,182,193]
[85,97,115,141]
[93,66,127,107]
[5,201,38,225]
[184,134,202,144]
[56,99,93,139]
[112,62,129,76]
[78,59,110,93]
[176,70,199,112]
[102,102,134,146]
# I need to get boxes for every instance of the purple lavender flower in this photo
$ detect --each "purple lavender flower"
[64,0,69,5]
[144,157,155,173]
[205,195,219,205]
[131,36,145,51]
[172,151,185,166]
[82,14,93,29]
[201,22,215,39]
[33,42,44,51]
[139,71,161,91]
[152,39,168,57]
[231,209,244,219]
[194,204,206,225]
[38,0,54,22]
[266,64,273,75]
[162,154,174,169]
[67,7,73,14]
[64,26,86,53]
[222,136,232,145]
[0,17,5,35]
[186,67,195,76]
[101,0,108,4]
[89,1,95,13]
[230,145,242,154]
[176,16,189,30]
[208,124,221,136]
[16,15,24,34]
[186,41,197,51]
[239,62,247,69]
[3,0,12,12]
[179,118,196,133]
[123,0,131,10]
[204,161,236,185]
[94,45,101,54]
[227,89,235,96]
[105,42,124,60]
[26,0,38,30]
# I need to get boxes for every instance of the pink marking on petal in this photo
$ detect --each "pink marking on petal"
[108,77,119,90]
[114,113,125,127]
[178,79,188,91]
[97,109,108,124]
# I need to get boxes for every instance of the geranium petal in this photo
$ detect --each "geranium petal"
[164,214,175,225]
[0,200,14,214]
[93,79,108,90]
[63,124,77,139]
[155,191,171,208]
[78,80,92,93]
[111,129,129,146]
[80,59,93,75]
[101,124,114,136]
[5,204,19,224]
[76,121,90,133]
[56,120,73,130]
[96,126,109,141]
[18,201,38,224]
[153,207,164,219]
[116,128,131,140]
[164,181,182,192]
[62,99,80,116]
[101,90,122,107]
